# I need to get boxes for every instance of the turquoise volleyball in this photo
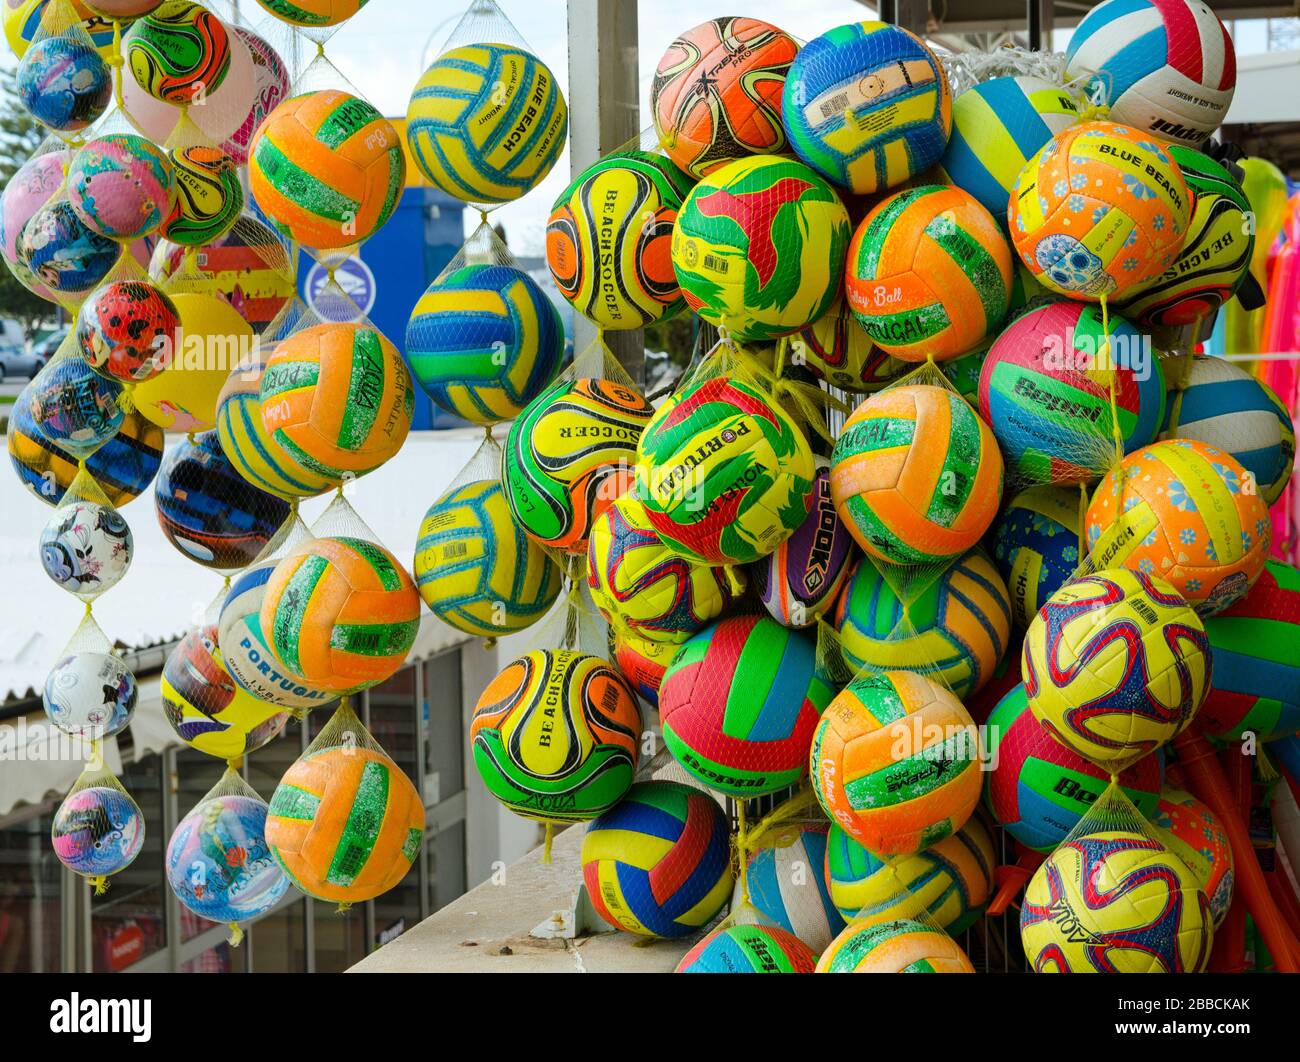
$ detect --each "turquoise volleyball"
[405,264,564,425]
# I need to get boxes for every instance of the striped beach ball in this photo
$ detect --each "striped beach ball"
[737,822,845,953]
[260,323,414,481]
[249,90,404,250]
[845,185,1013,362]
[471,650,640,822]
[677,924,816,973]
[406,264,564,424]
[1085,439,1271,614]
[260,536,421,694]
[793,301,906,393]
[991,484,1084,628]
[581,780,733,938]
[781,21,951,195]
[124,0,231,104]
[830,385,1004,567]
[938,76,1080,230]
[978,300,1167,486]
[810,669,982,855]
[406,44,567,205]
[1161,356,1295,507]
[824,814,995,931]
[833,547,1012,699]
[659,615,833,796]
[610,628,675,709]
[817,918,975,972]
[1065,0,1235,147]
[414,479,562,638]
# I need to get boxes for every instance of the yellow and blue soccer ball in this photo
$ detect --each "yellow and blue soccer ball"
[991,484,1084,629]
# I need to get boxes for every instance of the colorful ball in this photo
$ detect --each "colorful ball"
[17,199,121,296]
[793,301,905,392]
[938,76,1081,230]
[671,154,850,341]
[52,787,144,878]
[1085,439,1272,614]
[781,21,952,196]
[1022,569,1210,770]
[992,484,1084,628]
[124,0,231,104]
[266,746,424,903]
[738,823,845,953]
[155,430,290,569]
[222,28,288,166]
[1,151,70,302]
[16,34,111,131]
[40,500,132,596]
[1020,830,1212,972]
[67,133,175,241]
[677,924,816,974]
[167,793,290,925]
[502,376,654,553]
[84,1,164,20]
[1152,786,1233,927]
[816,918,975,973]
[253,0,365,27]
[634,375,816,566]
[249,90,404,249]
[984,682,1164,852]
[28,355,124,457]
[1008,121,1191,300]
[660,615,832,796]
[43,652,137,738]
[405,263,564,422]
[978,300,1166,486]
[1261,381,1296,505]
[414,478,562,638]
[160,145,242,247]
[160,626,291,757]
[260,322,414,480]
[651,18,798,180]
[546,150,695,330]
[405,44,567,205]
[830,384,1003,567]
[845,185,1013,361]
[1065,0,1235,147]
[610,629,674,708]
[833,547,1011,700]
[581,780,732,938]
[76,280,178,384]
[260,536,421,694]
[4,0,119,58]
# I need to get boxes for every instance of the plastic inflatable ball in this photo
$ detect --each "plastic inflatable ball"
[546,151,694,330]
[160,626,290,758]
[253,0,366,27]
[610,629,674,708]
[651,18,798,180]
[1021,829,1212,972]
[1022,570,1210,770]
[16,200,120,297]
[659,615,832,796]
[5,0,119,59]
[1065,0,1235,147]
[250,90,404,249]
[738,824,844,953]
[67,133,175,242]
[581,780,732,938]
[978,300,1166,486]
[414,479,562,639]
[672,155,850,341]
[470,650,640,822]
[1009,121,1191,300]
[76,280,179,384]
[223,28,289,166]
[17,34,112,131]
[830,384,1003,567]
[817,918,975,973]
[28,356,124,458]
[260,536,421,695]
[845,185,1013,362]
[587,489,739,644]
[677,924,816,974]
[782,21,951,196]
[991,485,1084,629]
[834,547,1012,699]
[267,746,424,903]
[260,322,414,480]
[167,793,289,925]
[84,1,164,18]
[1,151,73,302]
[160,145,242,247]
[635,375,816,566]
[984,683,1164,852]
[39,500,132,596]
[793,302,905,393]
[1152,786,1234,928]
[43,651,137,738]
[503,376,654,553]
[1085,439,1271,615]
[406,264,564,423]
[406,44,567,205]
[124,0,231,103]
[52,787,144,878]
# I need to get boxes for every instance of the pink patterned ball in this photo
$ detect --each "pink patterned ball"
[67,133,176,241]
[222,28,288,165]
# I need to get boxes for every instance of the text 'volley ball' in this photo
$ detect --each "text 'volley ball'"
[677,924,816,974]
[406,43,567,206]
[124,0,231,104]
[817,918,975,973]
[672,154,850,341]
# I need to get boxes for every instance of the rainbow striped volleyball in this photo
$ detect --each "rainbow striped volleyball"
[817,918,976,973]
[676,924,816,974]
[405,264,564,424]
[781,21,951,195]
[991,484,1084,628]
[405,44,567,205]
[739,822,844,953]
[581,780,732,938]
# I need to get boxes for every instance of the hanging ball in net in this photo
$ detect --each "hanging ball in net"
[28,356,124,458]
[67,133,175,242]
[52,787,145,878]
[223,28,288,166]
[671,154,850,341]
[1085,439,1271,615]
[1152,786,1234,928]
[17,200,120,297]
[16,34,111,132]
[406,264,564,424]
[253,0,366,28]
[817,918,975,973]
[413,478,562,638]
[159,145,242,247]
[2,151,71,302]
[610,629,674,709]
[676,924,816,974]
[792,301,905,393]
[5,1,119,57]
[76,280,179,385]
[739,824,845,954]
[991,484,1085,630]
[124,0,231,103]
[830,384,1003,567]
[84,1,163,18]
[581,780,732,938]
[40,500,132,596]
[43,652,137,739]
[406,44,567,206]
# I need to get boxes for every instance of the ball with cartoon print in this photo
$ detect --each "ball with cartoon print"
[1,151,72,302]
[43,652,137,738]
[17,34,112,131]
[76,280,179,384]
[160,145,242,247]
[52,786,145,877]
[16,200,120,297]
[28,356,124,458]
[67,133,176,241]
[124,0,232,103]
[40,500,132,596]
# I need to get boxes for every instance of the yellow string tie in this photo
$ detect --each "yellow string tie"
[90,875,109,895]
[541,822,555,865]
[1098,294,1126,464]
[733,799,750,909]
[1077,481,1090,567]
[335,901,352,914]
[227,922,244,947]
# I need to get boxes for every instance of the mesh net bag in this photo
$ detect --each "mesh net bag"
[52,750,145,894]
[42,610,139,743]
